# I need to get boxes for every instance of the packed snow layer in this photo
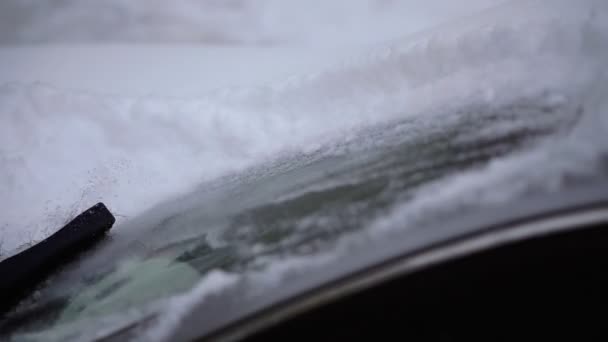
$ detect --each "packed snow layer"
[1,0,606,259]
[0,0,504,46]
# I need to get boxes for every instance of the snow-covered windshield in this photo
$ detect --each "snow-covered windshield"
[1,0,608,341]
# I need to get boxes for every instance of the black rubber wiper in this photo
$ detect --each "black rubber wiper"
[0,203,115,314]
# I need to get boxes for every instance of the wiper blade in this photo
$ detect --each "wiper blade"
[0,203,116,314]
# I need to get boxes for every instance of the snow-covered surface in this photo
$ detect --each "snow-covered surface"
[2,0,608,339]
[0,0,505,259]
[0,45,360,97]
[155,1,608,338]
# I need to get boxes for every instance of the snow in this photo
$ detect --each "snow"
[1,0,608,339]
[143,270,238,342]
[0,0,506,259]
[0,0,504,46]
[152,1,608,338]
[0,45,359,97]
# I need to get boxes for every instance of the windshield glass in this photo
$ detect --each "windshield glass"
[1,1,608,341]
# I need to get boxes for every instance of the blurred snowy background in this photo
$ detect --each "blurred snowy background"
[0,0,503,45]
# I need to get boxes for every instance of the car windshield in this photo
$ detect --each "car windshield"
[1,1,608,341]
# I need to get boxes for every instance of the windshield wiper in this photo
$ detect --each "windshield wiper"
[0,203,115,315]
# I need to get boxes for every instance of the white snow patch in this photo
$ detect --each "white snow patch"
[0,0,605,260]
[145,270,238,342]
